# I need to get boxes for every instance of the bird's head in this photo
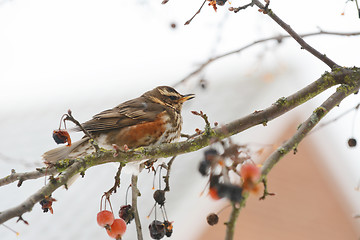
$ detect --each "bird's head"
[144,86,195,112]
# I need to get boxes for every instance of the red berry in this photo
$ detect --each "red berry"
[240,163,260,182]
[97,210,114,228]
[107,218,127,239]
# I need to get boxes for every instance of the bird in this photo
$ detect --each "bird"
[42,86,195,164]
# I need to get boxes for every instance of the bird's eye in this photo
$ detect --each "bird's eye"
[168,95,178,101]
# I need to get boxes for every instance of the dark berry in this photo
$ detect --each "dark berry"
[227,185,243,202]
[163,220,173,237]
[216,0,227,5]
[348,138,357,147]
[119,204,135,224]
[217,183,243,202]
[209,175,220,188]
[39,196,56,214]
[153,190,166,206]
[207,213,219,226]
[199,79,207,89]
[40,199,50,213]
[199,160,211,176]
[149,220,165,239]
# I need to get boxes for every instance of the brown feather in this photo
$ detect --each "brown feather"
[79,97,166,133]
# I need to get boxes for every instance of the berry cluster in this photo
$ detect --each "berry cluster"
[149,220,173,239]
[198,140,262,225]
[96,196,128,240]
[147,189,174,239]
[147,167,174,239]
[97,210,127,240]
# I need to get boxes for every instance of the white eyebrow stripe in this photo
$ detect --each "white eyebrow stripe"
[158,88,179,96]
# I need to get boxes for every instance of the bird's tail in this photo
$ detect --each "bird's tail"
[42,137,90,163]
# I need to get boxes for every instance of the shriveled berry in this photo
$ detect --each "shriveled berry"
[348,138,357,147]
[40,196,56,214]
[52,130,71,146]
[119,205,134,224]
[153,190,166,206]
[97,210,115,228]
[106,218,127,239]
[207,213,219,226]
[216,0,227,5]
[163,220,173,237]
[149,220,165,239]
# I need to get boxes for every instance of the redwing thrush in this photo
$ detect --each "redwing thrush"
[43,86,195,163]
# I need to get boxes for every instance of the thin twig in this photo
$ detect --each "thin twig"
[174,30,360,87]
[184,0,207,25]
[131,175,143,240]
[163,156,177,192]
[252,0,339,69]
[64,110,100,152]
[104,164,123,197]
[259,177,275,200]
[232,2,254,13]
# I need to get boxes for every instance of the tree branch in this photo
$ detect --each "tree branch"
[0,167,57,187]
[131,175,143,240]
[223,68,360,240]
[225,203,241,240]
[0,160,85,224]
[174,30,360,86]
[252,0,339,69]
[261,80,360,176]
[0,67,359,225]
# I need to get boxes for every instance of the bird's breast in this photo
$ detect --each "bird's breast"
[102,111,182,150]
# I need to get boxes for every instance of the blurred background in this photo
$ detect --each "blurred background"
[0,0,360,239]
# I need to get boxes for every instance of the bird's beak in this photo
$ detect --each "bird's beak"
[179,94,195,103]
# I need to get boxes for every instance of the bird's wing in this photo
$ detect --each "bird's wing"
[78,97,165,133]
